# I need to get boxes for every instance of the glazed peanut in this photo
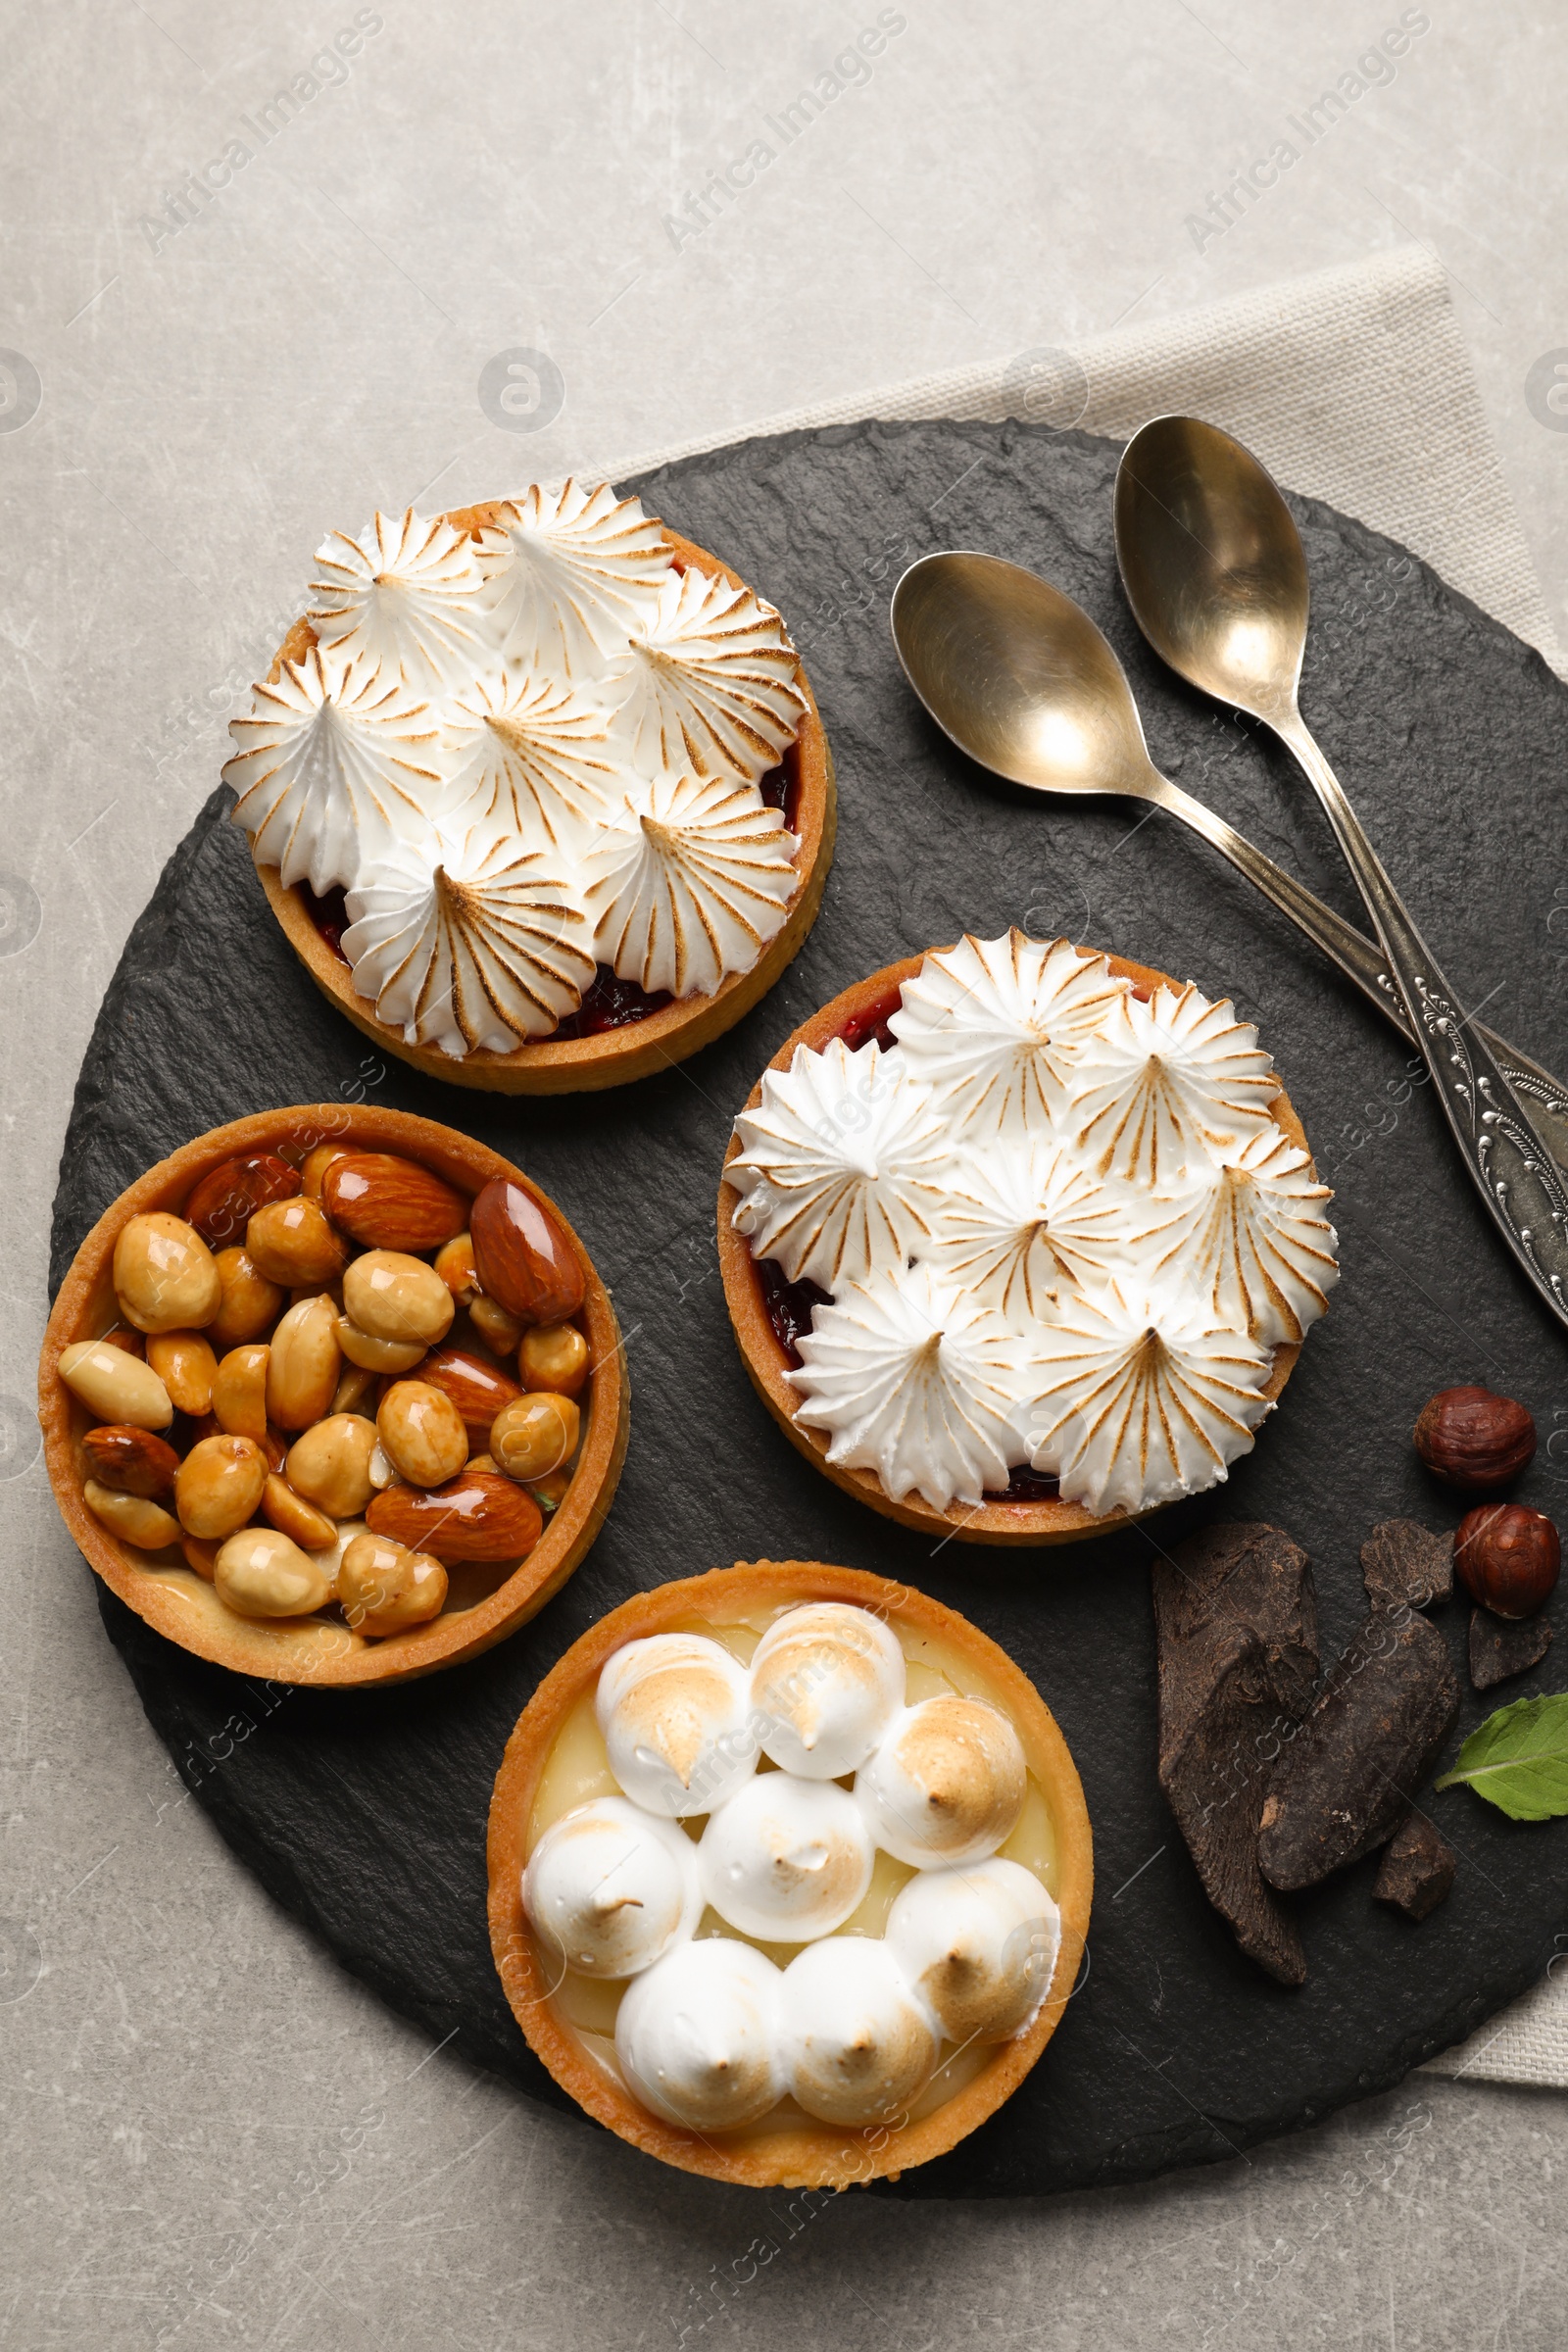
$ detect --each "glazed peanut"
[83,1479,181,1551]
[343,1250,455,1348]
[285,1413,378,1517]
[368,1439,400,1492]
[266,1296,341,1430]
[246,1198,349,1289]
[175,1434,268,1541]
[180,1534,219,1581]
[112,1213,222,1336]
[301,1143,349,1200]
[335,1317,427,1375]
[377,1382,469,1489]
[213,1344,270,1443]
[491,1393,580,1483]
[145,1330,218,1416]
[209,1247,285,1349]
[261,1473,337,1550]
[469,1296,525,1357]
[330,1361,375,1416]
[59,1340,172,1431]
[517,1322,589,1399]
[527,1467,572,1515]
[433,1233,478,1304]
[80,1424,181,1499]
[215,1527,334,1618]
[337,1531,448,1636]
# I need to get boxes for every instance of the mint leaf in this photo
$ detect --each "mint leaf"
[1434,1692,1568,1820]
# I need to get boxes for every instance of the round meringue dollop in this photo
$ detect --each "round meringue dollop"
[309,508,500,695]
[342,819,595,1055]
[610,563,809,783]
[857,1695,1027,1868]
[889,931,1131,1137]
[522,1794,703,1980]
[728,1040,950,1290]
[786,1260,1029,1510]
[749,1601,906,1779]
[1139,1124,1340,1347]
[1021,1277,1275,1515]
[596,1635,758,1818]
[224,645,443,896]
[777,1935,938,2126]
[583,767,801,1000]
[699,1772,873,1940]
[485,477,672,674]
[887,1858,1061,2042]
[614,1937,784,2131]
[1060,981,1279,1185]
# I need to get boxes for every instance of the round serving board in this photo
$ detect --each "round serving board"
[51,417,1568,2198]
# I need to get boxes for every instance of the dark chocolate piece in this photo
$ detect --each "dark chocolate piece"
[1152,1523,1319,1986]
[1258,1612,1460,1891]
[1373,1812,1457,1921]
[1361,1519,1453,1611]
[1469,1605,1553,1690]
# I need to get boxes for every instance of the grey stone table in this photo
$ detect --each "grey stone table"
[4,1,1566,2343]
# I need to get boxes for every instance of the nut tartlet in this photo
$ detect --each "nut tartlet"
[718,936,1334,1546]
[40,1105,627,1686]
[234,488,836,1095]
[487,1560,1093,2188]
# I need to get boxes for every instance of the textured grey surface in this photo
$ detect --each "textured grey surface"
[49,415,1568,2198]
[6,0,1568,2339]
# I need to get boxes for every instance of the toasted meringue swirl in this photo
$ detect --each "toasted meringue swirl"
[342,820,594,1056]
[224,644,442,896]
[728,1040,950,1289]
[611,564,809,783]
[309,509,497,695]
[443,669,616,855]
[1142,1125,1341,1346]
[486,478,671,674]
[585,768,800,999]
[787,1261,1028,1508]
[1062,983,1279,1185]
[1021,1278,1275,1515]
[922,1139,1161,1319]
[889,931,1131,1137]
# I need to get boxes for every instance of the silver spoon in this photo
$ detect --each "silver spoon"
[1114,413,1568,1332]
[888,548,1568,1176]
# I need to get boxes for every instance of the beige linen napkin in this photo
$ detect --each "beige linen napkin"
[613,241,1568,2086]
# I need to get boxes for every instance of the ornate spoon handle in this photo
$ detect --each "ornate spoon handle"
[1149,773,1568,1174]
[1278,714,1568,1332]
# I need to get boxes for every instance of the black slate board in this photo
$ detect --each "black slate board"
[50,419,1568,2199]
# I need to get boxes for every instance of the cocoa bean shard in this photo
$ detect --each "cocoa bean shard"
[1257,1611,1460,1892]
[1360,1519,1453,1612]
[1372,1811,1456,1921]
[1469,1606,1553,1691]
[1152,1522,1319,1987]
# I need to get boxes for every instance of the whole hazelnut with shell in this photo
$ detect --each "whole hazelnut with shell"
[1412,1386,1535,1493]
[1454,1503,1561,1620]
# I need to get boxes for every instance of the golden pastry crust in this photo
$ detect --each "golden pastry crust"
[39,1104,627,1686]
[257,519,836,1095]
[487,1558,1094,2189]
[717,949,1307,1546]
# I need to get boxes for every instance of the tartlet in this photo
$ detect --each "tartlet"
[240,497,836,1095]
[718,939,1331,1547]
[39,1105,627,1686]
[487,1559,1093,2188]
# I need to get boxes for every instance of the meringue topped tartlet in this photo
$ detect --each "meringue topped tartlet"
[718,934,1337,1546]
[226,485,834,1094]
[487,1561,1092,2187]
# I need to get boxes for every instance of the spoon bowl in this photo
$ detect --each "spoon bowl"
[1113,415,1309,723]
[890,551,1159,801]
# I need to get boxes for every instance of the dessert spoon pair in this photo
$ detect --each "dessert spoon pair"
[890,416,1568,1334]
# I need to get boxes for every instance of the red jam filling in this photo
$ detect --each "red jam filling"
[553,968,672,1038]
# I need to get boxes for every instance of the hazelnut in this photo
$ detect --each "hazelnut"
[1412,1386,1536,1492]
[1454,1503,1561,1620]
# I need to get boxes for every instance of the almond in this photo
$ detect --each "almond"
[80,1424,182,1499]
[469,1178,584,1327]
[184,1152,301,1247]
[416,1344,523,1442]
[366,1468,541,1562]
[321,1152,468,1252]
